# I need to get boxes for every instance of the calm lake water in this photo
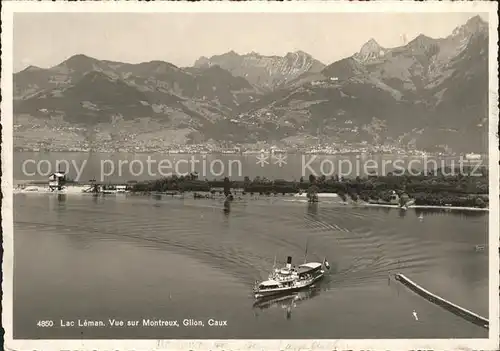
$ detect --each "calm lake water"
[13,152,484,183]
[14,193,489,339]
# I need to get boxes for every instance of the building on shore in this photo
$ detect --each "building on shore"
[48,172,66,191]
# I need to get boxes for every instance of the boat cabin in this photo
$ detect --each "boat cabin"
[297,262,323,278]
[257,280,281,290]
[278,267,294,275]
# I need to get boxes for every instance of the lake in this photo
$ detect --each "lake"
[13,193,489,339]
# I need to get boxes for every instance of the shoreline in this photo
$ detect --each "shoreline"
[14,149,473,157]
[14,169,490,211]
[13,186,489,212]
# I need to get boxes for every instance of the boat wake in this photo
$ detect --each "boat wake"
[14,194,487,302]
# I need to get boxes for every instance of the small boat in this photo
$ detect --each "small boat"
[475,244,486,252]
[253,256,329,299]
[465,153,482,160]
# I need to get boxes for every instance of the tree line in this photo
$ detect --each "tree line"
[130,170,489,208]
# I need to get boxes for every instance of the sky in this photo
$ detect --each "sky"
[13,12,488,72]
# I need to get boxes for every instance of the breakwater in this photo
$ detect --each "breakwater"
[395,274,489,329]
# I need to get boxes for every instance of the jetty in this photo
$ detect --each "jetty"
[394,273,488,329]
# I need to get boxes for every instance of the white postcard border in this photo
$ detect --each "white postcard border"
[2,1,499,350]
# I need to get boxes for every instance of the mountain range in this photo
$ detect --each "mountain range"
[13,15,489,153]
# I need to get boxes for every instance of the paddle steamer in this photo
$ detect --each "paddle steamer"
[253,256,329,299]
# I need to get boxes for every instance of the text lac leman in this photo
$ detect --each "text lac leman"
[60,319,106,327]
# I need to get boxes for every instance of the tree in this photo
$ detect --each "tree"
[338,192,347,202]
[244,176,251,186]
[189,172,199,181]
[223,177,231,197]
[399,193,410,207]
[307,184,319,203]
[309,174,316,184]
